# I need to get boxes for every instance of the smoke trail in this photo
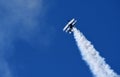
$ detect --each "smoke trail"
[73,27,119,77]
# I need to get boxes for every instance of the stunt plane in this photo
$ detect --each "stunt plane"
[63,18,77,34]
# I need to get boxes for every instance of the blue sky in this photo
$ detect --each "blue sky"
[0,0,120,77]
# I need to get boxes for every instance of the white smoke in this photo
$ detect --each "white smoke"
[73,27,119,77]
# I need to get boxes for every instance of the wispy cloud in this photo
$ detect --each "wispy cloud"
[0,60,12,77]
[0,0,45,77]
